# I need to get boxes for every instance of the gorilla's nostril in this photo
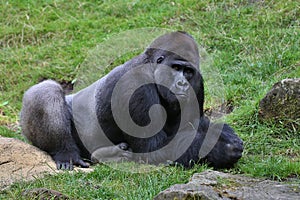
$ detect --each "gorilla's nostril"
[175,81,190,92]
[176,79,189,88]
[178,80,186,86]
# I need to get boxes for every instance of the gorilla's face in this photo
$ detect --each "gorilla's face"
[145,31,201,106]
[153,53,197,104]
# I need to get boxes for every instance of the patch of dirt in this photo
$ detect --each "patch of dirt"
[204,101,234,120]
[0,136,57,190]
[0,136,94,191]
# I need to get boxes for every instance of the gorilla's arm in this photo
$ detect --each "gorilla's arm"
[123,84,170,153]
[136,116,243,169]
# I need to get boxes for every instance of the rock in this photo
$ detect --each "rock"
[0,136,57,190]
[154,170,300,200]
[259,78,300,124]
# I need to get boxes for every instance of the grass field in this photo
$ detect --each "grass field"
[0,0,299,199]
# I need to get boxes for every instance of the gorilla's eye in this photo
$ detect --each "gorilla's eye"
[156,56,165,64]
[183,68,194,80]
[171,64,182,71]
[184,68,193,74]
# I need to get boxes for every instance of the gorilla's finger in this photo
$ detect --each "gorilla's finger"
[118,143,129,150]
[74,159,90,168]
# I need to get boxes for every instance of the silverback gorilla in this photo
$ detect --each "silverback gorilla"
[20,31,243,170]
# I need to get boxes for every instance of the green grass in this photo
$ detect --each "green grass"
[1,164,207,200]
[0,0,299,199]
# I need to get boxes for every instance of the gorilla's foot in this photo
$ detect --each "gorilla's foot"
[53,151,89,170]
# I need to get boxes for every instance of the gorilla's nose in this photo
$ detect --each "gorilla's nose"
[176,79,189,91]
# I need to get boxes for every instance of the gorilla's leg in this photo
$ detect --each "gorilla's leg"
[20,80,89,170]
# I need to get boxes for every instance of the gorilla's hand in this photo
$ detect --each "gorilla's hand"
[91,143,133,163]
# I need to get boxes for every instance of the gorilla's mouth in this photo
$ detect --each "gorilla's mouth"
[175,93,190,102]
[174,93,188,98]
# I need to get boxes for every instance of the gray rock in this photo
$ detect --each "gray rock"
[259,78,300,124]
[154,170,300,200]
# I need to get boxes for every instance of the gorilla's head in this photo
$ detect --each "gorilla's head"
[144,31,202,105]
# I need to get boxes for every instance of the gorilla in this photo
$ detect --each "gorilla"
[20,31,243,170]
